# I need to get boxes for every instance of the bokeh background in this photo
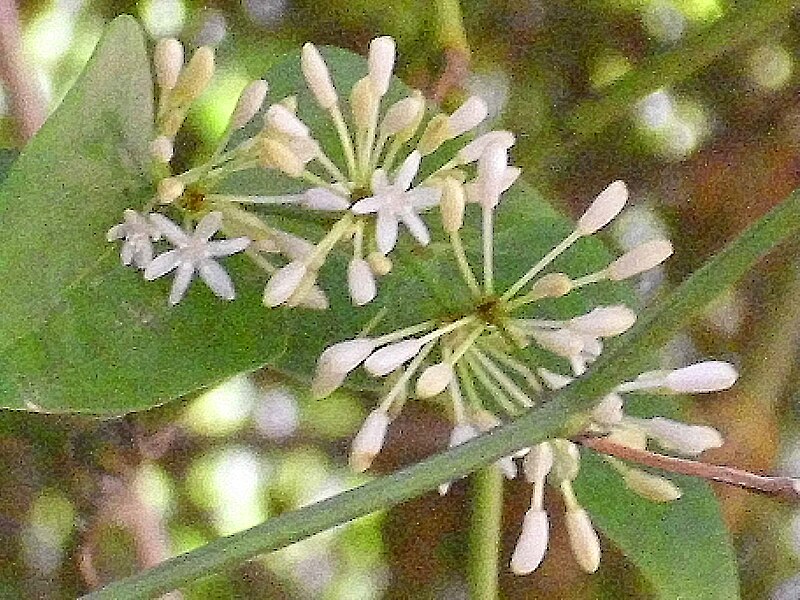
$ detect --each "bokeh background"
[1,0,800,598]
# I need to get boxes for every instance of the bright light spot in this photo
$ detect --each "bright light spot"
[254,387,299,441]
[638,90,675,129]
[191,71,251,143]
[26,9,75,65]
[140,0,186,38]
[272,448,332,508]
[748,44,793,91]
[244,0,289,27]
[467,70,510,123]
[184,373,258,436]
[642,1,686,43]
[134,463,174,517]
[195,10,227,46]
[674,0,723,23]
[29,489,74,548]
[590,52,631,89]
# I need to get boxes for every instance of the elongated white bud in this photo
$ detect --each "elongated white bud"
[527,273,573,300]
[537,367,573,390]
[150,136,174,163]
[364,338,424,377]
[458,130,515,164]
[368,36,395,96]
[380,94,425,136]
[350,408,391,472]
[231,80,268,129]
[172,46,215,104]
[154,38,184,90]
[440,177,466,233]
[510,509,549,575]
[623,469,682,503]
[265,104,310,138]
[568,305,636,338]
[591,393,624,426]
[263,261,307,307]
[530,328,584,359]
[312,338,377,399]
[302,43,338,109]
[447,96,488,138]
[416,362,454,398]
[523,442,554,483]
[296,284,329,310]
[351,76,379,131]
[471,408,502,431]
[663,361,738,393]
[259,138,305,177]
[576,180,628,236]
[302,188,351,211]
[156,177,184,204]
[476,143,508,209]
[438,423,480,494]
[607,239,673,280]
[565,508,601,573]
[348,258,377,306]
[644,417,723,456]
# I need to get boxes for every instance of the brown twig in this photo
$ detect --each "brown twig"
[0,0,46,141]
[578,435,800,503]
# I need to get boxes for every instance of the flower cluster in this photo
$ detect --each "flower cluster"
[310,173,738,573]
[107,34,740,576]
[109,36,512,308]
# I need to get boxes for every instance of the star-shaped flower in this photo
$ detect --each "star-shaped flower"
[107,209,161,269]
[351,151,441,254]
[144,212,250,305]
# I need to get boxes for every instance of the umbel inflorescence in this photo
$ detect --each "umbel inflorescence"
[108,35,738,576]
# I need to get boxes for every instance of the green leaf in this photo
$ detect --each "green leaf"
[577,454,739,600]
[0,149,17,183]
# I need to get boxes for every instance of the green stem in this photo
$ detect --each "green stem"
[435,0,470,55]
[468,466,503,600]
[83,189,800,599]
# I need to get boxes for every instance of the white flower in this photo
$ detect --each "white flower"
[144,212,250,305]
[351,151,441,254]
[107,209,161,269]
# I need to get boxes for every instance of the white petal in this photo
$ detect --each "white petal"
[395,150,421,191]
[107,223,126,242]
[263,261,307,307]
[458,130,516,164]
[350,196,383,214]
[169,262,196,305]
[150,213,189,247]
[207,237,250,257]
[510,509,549,575]
[144,251,181,280]
[312,338,378,399]
[576,180,628,236]
[199,260,235,300]
[565,508,601,573]
[364,338,424,377]
[368,36,396,96]
[607,239,673,280]
[348,258,377,306]
[375,210,399,254]
[407,186,441,210]
[663,361,738,393]
[449,422,479,447]
[399,209,430,246]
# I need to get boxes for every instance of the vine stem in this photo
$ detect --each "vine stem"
[579,436,800,503]
[468,467,504,600]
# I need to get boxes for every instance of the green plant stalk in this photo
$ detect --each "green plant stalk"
[83,189,800,599]
[435,0,470,55]
[468,466,504,600]
[537,0,797,161]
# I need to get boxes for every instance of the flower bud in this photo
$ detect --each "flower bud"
[301,43,338,109]
[263,261,307,307]
[348,258,377,306]
[447,96,488,138]
[259,138,305,178]
[150,135,174,163]
[364,338,424,377]
[645,417,723,456]
[368,36,396,96]
[350,408,391,472]
[565,508,601,573]
[172,46,215,105]
[576,180,628,236]
[416,362,454,398]
[607,239,673,280]
[568,305,636,338]
[550,439,580,482]
[623,469,682,503]
[156,177,184,204]
[476,143,508,209]
[380,93,425,137]
[591,393,624,426]
[523,442,554,483]
[527,273,572,300]
[440,177,466,233]
[530,328,584,359]
[510,509,549,574]
[351,76,379,131]
[265,104,310,138]
[302,188,351,211]
[458,130,516,164]
[312,338,377,399]
[663,361,738,393]
[231,80,268,129]
[367,252,392,276]
[417,114,449,155]
[154,38,184,90]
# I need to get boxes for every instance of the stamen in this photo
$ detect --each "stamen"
[469,348,534,407]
